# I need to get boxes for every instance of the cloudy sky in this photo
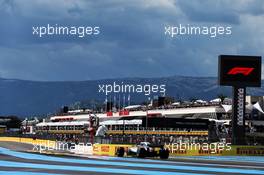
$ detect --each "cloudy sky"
[0,0,263,81]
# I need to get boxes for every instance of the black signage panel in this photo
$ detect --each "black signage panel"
[218,55,261,87]
[142,118,209,129]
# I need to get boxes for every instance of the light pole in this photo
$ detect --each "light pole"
[145,97,150,142]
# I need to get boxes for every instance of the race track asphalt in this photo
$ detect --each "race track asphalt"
[0,141,264,175]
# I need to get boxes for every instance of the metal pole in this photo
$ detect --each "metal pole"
[145,102,148,142]
[123,119,125,135]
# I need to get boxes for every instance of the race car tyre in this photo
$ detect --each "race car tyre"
[116,147,125,157]
[159,149,169,159]
[137,148,146,158]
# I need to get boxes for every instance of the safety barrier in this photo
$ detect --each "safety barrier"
[221,146,264,156]
[1,136,264,157]
[166,144,264,156]
[93,144,133,156]
[93,143,264,157]
[0,137,56,148]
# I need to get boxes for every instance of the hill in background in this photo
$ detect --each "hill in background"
[0,76,264,117]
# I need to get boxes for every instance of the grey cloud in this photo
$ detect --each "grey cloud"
[0,0,263,81]
[175,0,240,24]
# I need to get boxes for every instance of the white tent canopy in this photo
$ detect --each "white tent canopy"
[246,103,253,111]
[210,98,221,103]
[253,102,264,114]
[221,102,264,114]
[196,99,207,104]
[221,104,232,112]
[172,102,181,106]
[124,105,142,110]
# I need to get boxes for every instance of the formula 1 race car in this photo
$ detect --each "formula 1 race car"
[116,142,170,159]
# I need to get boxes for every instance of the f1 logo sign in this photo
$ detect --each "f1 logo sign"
[228,67,254,76]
